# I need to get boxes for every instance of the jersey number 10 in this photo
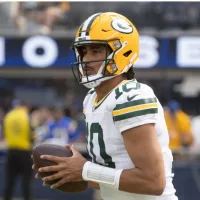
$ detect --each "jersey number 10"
[86,122,115,168]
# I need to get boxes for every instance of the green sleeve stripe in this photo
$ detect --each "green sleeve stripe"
[113,108,158,122]
[114,97,157,111]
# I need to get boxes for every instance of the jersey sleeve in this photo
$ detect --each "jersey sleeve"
[112,82,158,133]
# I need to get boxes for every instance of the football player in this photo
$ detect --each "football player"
[33,12,178,200]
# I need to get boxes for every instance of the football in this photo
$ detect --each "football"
[32,144,88,193]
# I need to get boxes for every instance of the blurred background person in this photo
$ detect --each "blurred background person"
[30,108,42,130]
[164,100,194,157]
[39,107,54,126]
[3,99,34,200]
[39,2,70,34]
[33,107,54,145]
[9,2,70,34]
[42,105,79,146]
[191,107,200,155]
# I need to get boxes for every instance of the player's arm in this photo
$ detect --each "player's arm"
[119,123,165,195]
[82,123,165,195]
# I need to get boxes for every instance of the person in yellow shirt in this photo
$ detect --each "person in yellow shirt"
[164,100,193,152]
[3,99,34,200]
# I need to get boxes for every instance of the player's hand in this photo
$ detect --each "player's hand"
[38,144,87,189]
[31,155,40,178]
[32,155,47,183]
[32,161,42,180]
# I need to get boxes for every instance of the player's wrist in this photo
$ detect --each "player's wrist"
[82,161,123,190]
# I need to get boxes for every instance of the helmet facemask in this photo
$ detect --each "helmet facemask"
[71,40,121,88]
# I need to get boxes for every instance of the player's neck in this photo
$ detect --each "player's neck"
[95,75,126,102]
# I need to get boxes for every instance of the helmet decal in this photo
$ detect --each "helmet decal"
[111,19,133,34]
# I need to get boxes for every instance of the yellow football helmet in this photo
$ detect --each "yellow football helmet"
[71,12,139,88]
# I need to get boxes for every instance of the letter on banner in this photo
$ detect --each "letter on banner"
[135,36,159,68]
[22,36,58,68]
[177,37,200,67]
[0,37,5,66]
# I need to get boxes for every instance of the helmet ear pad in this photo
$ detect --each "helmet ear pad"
[103,45,118,75]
